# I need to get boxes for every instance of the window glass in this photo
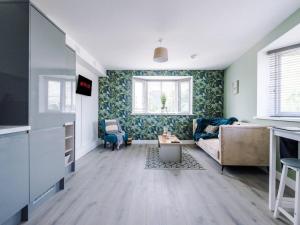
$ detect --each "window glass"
[162,81,176,113]
[134,81,144,113]
[279,52,300,113]
[148,81,161,113]
[180,81,190,113]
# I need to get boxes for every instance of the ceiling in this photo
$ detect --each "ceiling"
[32,0,300,70]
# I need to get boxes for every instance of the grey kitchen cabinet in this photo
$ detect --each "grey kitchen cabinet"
[29,128,65,201]
[29,6,75,131]
[0,2,29,125]
[28,5,76,202]
[0,132,29,225]
[0,1,76,224]
[0,1,76,129]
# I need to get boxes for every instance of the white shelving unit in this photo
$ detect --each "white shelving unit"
[64,122,75,171]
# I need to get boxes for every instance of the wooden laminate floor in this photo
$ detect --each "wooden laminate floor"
[24,145,290,225]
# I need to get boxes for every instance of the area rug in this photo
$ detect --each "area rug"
[145,146,204,170]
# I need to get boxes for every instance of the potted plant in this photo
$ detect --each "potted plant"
[161,93,167,112]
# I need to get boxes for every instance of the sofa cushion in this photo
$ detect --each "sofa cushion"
[194,117,238,141]
[204,125,219,134]
[194,132,219,141]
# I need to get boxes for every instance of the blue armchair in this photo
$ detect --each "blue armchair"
[100,120,128,150]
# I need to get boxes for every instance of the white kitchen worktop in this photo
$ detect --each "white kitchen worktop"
[0,126,31,135]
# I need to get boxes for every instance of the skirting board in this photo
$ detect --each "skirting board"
[99,139,194,145]
[76,140,100,160]
[276,171,295,190]
[132,140,194,144]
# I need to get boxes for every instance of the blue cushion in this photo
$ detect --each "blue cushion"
[210,117,238,126]
[195,118,209,134]
[194,117,238,141]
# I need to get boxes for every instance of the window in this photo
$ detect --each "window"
[268,45,300,117]
[132,76,193,114]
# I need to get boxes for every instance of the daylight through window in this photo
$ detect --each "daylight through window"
[132,76,193,114]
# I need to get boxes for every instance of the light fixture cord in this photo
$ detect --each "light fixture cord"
[158,38,163,47]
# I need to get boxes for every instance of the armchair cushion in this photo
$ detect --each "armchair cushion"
[100,119,129,145]
[104,134,118,144]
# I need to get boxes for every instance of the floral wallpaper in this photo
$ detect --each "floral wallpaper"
[98,70,224,140]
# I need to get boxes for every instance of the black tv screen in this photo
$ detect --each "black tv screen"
[76,75,92,96]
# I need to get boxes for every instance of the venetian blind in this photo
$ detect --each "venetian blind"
[268,45,300,116]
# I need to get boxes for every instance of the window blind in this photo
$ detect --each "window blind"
[268,46,300,116]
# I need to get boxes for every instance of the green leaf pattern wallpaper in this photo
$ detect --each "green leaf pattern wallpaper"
[98,70,224,140]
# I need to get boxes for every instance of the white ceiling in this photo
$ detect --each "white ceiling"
[32,0,300,70]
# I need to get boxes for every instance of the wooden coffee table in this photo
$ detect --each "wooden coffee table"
[158,135,183,162]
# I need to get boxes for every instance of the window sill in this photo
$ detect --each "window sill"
[131,113,194,116]
[254,116,300,123]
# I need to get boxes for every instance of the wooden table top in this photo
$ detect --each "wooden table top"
[158,135,182,145]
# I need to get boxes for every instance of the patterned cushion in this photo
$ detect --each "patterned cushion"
[105,119,119,133]
[204,125,219,134]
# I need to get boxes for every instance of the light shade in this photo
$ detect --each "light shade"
[153,47,168,63]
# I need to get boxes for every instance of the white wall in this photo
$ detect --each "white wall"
[66,36,106,76]
[75,63,99,160]
[224,8,300,128]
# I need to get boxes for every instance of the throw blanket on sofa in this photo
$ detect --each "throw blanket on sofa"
[194,117,238,141]
[105,119,125,149]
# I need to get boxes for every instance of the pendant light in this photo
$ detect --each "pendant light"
[153,38,168,63]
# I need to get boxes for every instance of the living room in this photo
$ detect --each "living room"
[1,1,300,225]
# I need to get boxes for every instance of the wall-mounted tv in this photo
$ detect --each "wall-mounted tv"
[76,75,92,96]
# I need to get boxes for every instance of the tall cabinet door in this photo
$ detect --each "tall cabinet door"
[29,5,75,131]
[0,2,29,126]
[29,127,65,201]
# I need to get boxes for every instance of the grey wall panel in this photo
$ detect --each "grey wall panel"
[0,132,29,225]
[0,2,29,125]
[29,127,64,201]
[29,6,75,131]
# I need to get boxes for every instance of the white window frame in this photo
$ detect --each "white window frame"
[256,25,300,122]
[132,76,193,115]
[257,41,300,121]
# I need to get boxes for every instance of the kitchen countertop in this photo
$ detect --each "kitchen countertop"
[0,126,31,135]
